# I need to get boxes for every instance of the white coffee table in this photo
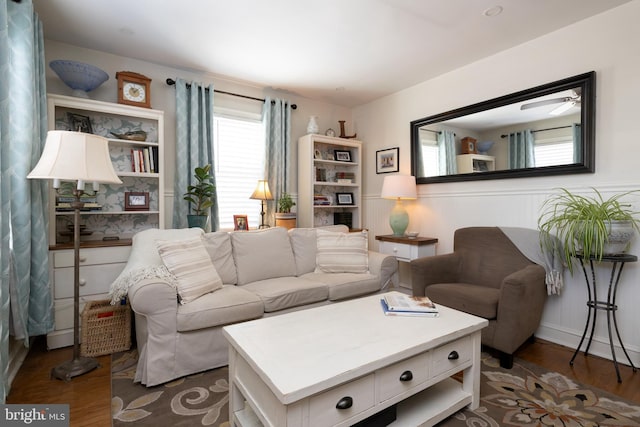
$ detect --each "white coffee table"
[223,291,488,427]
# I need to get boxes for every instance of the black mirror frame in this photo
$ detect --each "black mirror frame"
[410,71,596,184]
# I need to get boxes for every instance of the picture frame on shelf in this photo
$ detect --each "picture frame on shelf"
[376,147,399,174]
[334,150,351,162]
[124,191,149,211]
[233,214,249,231]
[336,192,354,205]
[67,112,93,134]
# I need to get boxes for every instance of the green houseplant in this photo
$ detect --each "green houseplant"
[275,191,296,229]
[538,187,640,272]
[183,164,215,229]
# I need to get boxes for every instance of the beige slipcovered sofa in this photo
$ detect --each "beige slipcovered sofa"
[110,225,398,386]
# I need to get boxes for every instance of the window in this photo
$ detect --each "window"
[213,115,265,230]
[534,136,574,167]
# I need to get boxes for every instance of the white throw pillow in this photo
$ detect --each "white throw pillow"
[157,236,223,304]
[315,229,369,273]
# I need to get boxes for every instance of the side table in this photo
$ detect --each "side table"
[570,253,638,382]
[375,235,438,290]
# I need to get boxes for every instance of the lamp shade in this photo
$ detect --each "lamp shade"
[27,130,122,184]
[380,174,417,200]
[250,180,273,200]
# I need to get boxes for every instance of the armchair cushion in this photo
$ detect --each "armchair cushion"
[425,283,500,319]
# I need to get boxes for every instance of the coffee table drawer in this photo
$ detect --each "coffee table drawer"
[432,336,472,377]
[308,374,375,426]
[376,352,430,403]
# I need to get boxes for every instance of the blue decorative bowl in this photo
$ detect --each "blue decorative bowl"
[477,141,495,154]
[49,60,109,98]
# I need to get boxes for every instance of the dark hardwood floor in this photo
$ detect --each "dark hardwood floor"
[6,336,639,426]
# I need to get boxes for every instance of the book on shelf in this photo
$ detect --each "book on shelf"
[383,294,438,313]
[380,299,439,317]
[130,147,158,173]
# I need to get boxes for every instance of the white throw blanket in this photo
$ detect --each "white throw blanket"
[109,264,180,304]
[499,227,564,295]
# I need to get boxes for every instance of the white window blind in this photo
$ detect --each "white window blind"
[534,136,574,167]
[213,115,265,230]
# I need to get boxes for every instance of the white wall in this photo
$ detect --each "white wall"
[354,0,640,365]
[43,40,354,226]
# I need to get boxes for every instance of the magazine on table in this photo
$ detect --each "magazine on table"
[380,299,439,317]
[383,293,438,313]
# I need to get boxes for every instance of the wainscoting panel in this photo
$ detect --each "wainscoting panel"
[364,185,640,366]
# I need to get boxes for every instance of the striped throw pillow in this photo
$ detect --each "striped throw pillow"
[157,236,223,304]
[315,229,369,273]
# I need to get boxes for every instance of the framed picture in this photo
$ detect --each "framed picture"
[124,192,149,211]
[376,147,399,174]
[336,192,354,205]
[334,150,351,162]
[233,214,249,231]
[67,112,93,134]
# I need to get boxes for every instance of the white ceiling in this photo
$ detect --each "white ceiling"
[33,0,630,108]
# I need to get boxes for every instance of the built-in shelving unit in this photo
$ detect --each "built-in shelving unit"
[298,134,362,229]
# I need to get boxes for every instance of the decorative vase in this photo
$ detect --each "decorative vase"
[275,213,297,230]
[307,116,319,134]
[187,215,209,230]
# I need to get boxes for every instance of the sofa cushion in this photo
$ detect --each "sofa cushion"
[177,285,264,331]
[202,231,237,285]
[231,227,297,285]
[157,236,223,304]
[315,229,369,273]
[426,283,500,319]
[241,276,328,312]
[289,225,351,276]
[301,272,380,301]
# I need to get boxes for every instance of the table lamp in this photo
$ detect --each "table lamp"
[250,180,273,229]
[381,174,417,237]
[28,130,122,381]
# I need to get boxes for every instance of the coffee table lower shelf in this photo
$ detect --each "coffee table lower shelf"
[234,377,471,427]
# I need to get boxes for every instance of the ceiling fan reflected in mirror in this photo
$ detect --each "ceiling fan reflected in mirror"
[520,88,581,115]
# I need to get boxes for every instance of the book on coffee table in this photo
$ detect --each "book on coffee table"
[383,294,438,313]
[380,299,439,317]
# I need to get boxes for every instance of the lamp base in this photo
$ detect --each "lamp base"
[51,356,100,382]
[389,200,409,237]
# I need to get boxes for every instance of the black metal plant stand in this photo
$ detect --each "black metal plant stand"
[569,253,637,382]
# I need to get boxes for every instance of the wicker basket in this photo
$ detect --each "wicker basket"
[81,299,131,357]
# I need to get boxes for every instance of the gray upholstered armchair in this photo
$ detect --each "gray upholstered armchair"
[410,227,547,368]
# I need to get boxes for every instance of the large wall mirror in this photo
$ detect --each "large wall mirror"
[411,71,595,184]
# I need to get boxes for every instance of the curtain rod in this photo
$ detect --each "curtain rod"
[419,129,456,136]
[501,125,573,138]
[165,78,297,109]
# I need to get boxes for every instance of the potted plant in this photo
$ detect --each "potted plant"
[183,164,215,229]
[275,191,296,229]
[538,187,640,272]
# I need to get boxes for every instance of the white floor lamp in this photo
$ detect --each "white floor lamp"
[28,130,122,381]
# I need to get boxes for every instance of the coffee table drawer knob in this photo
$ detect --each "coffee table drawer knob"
[336,396,353,410]
[399,370,413,382]
[448,350,459,360]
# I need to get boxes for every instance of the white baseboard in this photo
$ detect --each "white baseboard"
[536,323,640,368]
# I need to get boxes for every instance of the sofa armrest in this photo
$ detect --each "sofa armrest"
[410,253,461,296]
[367,250,398,289]
[129,278,178,316]
[494,264,547,353]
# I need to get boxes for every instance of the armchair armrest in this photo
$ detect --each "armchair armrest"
[410,253,461,296]
[494,264,547,353]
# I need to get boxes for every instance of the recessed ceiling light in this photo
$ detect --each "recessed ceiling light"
[118,27,134,36]
[483,5,503,17]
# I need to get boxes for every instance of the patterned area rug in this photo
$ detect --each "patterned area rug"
[111,350,640,426]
